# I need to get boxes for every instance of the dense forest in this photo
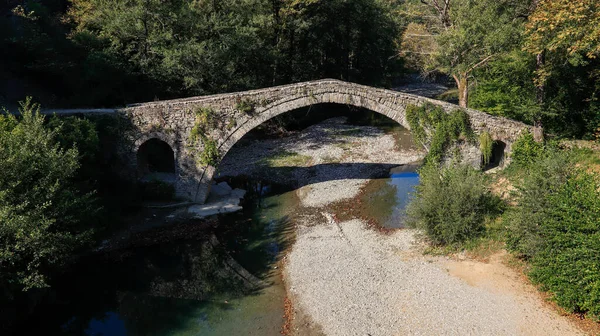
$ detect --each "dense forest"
[2,0,600,333]
[2,0,599,138]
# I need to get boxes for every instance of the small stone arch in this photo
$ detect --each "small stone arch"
[136,137,176,182]
[483,140,507,170]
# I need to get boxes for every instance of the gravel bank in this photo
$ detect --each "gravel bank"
[286,218,583,336]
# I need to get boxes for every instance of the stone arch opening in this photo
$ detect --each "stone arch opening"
[216,103,423,180]
[483,140,506,170]
[137,138,176,182]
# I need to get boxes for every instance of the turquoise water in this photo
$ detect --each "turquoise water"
[19,184,297,336]
[17,165,418,335]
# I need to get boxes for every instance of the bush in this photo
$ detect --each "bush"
[505,150,600,318]
[504,151,572,258]
[510,130,544,166]
[528,171,600,318]
[0,98,98,291]
[406,164,501,245]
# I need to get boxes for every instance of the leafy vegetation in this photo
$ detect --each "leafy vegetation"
[406,103,474,165]
[236,99,256,115]
[510,131,545,166]
[406,164,501,245]
[502,149,600,319]
[188,107,221,167]
[479,132,494,166]
[0,99,99,292]
[1,0,402,108]
[401,0,529,107]
[3,0,600,328]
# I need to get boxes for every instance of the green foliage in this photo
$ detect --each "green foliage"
[198,137,220,167]
[510,131,545,166]
[402,0,530,106]
[505,150,600,318]
[469,50,541,124]
[406,103,475,165]
[479,132,494,166]
[188,107,221,167]
[504,151,573,259]
[47,116,100,165]
[236,99,256,115]
[189,107,218,145]
[528,172,600,318]
[406,164,501,245]
[0,98,98,292]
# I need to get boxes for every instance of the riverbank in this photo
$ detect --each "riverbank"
[220,116,588,335]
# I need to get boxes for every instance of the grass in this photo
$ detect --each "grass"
[260,150,312,168]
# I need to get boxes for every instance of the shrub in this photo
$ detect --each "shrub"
[510,130,544,166]
[504,151,572,258]
[529,172,600,318]
[505,150,600,318]
[406,164,501,245]
[0,98,98,291]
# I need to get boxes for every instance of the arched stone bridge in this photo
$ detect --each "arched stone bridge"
[78,79,536,203]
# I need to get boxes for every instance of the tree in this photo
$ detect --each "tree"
[526,0,600,63]
[278,0,401,85]
[523,0,600,136]
[401,0,530,107]
[0,99,97,293]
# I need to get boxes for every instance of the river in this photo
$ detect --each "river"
[16,114,424,336]
[16,166,419,336]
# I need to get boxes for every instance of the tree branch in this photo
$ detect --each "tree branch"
[467,54,495,73]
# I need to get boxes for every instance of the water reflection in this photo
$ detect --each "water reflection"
[21,181,297,336]
[360,166,420,229]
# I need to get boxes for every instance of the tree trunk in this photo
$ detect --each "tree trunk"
[533,50,545,141]
[454,73,468,108]
[536,51,545,105]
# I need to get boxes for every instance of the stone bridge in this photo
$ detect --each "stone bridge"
[62,79,536,203]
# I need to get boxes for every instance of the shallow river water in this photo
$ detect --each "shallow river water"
[19,165,418,336]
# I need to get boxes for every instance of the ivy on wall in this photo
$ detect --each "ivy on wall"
[188,107,221,167]
[406,103,476,165]
[479,131,494,166]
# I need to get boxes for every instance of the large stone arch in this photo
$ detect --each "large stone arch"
[218,91,411,159]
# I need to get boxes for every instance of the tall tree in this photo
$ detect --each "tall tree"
[401,0,530,107]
